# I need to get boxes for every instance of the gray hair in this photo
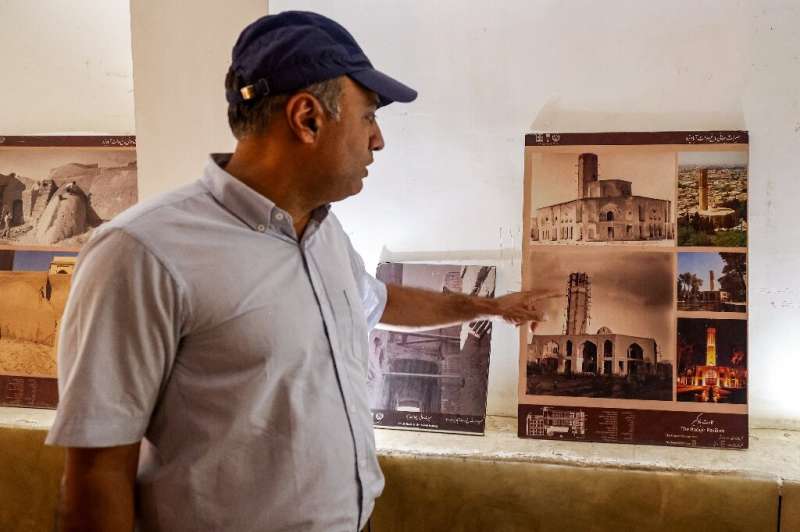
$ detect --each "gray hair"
[225,69,342,139]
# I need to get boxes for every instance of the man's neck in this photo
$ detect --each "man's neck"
[224,144,317,238]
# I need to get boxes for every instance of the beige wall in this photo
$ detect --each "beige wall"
[0,0,135,134]
[129,0,268,200]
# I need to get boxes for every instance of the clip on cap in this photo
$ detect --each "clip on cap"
[239,78,270,102]
[240,85,256,100]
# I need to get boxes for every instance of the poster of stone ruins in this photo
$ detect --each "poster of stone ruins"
[520,131,748,449]
[0,136,137,408]
[369,263,496,434]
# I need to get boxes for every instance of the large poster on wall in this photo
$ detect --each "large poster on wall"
[0,136,137,409]
[519,131,748,449]
[369,262,496,434]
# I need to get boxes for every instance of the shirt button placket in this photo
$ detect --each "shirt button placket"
[305,244,366,504]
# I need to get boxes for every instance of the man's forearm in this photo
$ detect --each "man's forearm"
[58,444,139,532]
[379,284,496,328]
[58,474,135,532]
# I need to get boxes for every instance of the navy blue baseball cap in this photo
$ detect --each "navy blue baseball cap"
[226,11,417,107]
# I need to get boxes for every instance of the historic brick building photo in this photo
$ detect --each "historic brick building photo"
[530,152,674,245]
[524,247,673,401]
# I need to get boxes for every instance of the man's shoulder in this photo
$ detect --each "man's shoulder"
[77,180,215,290]
[97,179,212,240]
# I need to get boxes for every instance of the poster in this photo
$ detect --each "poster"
[369,263,496,434]
[520,131,748,449]
[0,136,137,408]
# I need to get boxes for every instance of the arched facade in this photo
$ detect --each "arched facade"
[580,341,597,373]
[528,333,659,378]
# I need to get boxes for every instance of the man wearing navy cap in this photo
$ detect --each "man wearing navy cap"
[48,11,539,532]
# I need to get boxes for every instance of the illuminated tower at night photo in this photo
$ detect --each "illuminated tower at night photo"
[677,319,747,404]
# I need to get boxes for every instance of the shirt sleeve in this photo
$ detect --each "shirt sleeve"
[343,236,386,331]
[46,228,186,447]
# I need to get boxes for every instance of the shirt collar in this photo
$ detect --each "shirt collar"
[200,153,330,237]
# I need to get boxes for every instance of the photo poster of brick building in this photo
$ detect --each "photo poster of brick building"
[519,132,749,449]
[0,136,137,408]
[368,262,496,434]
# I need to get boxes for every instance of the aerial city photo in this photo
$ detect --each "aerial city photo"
[677,151,748,247]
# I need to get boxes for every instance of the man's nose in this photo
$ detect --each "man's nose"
[370,123,385,152]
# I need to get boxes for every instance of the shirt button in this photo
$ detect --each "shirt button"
[350,406,356,414]
[274,212,284,221]
[256,224,266,232]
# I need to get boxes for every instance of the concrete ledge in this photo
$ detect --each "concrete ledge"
[375,416,800,482]
[0,407,56,431]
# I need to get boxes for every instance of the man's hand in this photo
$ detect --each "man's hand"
[485,290,542,327]
[379,284,541,330]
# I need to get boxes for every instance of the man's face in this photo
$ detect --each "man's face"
[312,76,384,203]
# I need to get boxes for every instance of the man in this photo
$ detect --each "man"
[366,334,386,407]
[47,11,539,532]
[1,207,11,238]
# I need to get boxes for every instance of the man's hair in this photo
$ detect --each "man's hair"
[225,68,342,139]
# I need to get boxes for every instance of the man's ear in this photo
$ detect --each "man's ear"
[285,93,324,144]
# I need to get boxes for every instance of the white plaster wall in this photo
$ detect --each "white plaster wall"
[270,0,800,427]
[0,0,135,134]
[129,0,268,200]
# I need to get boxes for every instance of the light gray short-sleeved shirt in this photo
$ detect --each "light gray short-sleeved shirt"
[46,154,387,532]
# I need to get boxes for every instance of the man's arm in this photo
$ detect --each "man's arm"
[57,443,140,532]
[380,284,541,328]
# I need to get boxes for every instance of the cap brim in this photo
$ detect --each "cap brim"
[349,69,417,107]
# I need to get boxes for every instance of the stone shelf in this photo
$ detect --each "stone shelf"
[375,415,800,483]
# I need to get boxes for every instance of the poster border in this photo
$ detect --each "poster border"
[520,131,749,448]
[0,135,136,148]
[525,131,748,146]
